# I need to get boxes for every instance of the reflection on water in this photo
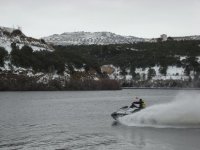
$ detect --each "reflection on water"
[0,90,200,150]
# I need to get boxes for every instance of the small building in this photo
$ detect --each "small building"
[160,34,167,41]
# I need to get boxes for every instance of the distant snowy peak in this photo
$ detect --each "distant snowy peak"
[43,31,145,45]
[0,26,54,53]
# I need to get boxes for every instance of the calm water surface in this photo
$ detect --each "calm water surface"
[0,89,200,150]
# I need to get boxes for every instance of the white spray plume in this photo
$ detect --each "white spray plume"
[119,92,200,128]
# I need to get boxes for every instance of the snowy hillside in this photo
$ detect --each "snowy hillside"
[43,31,144,45]
[101,65,191,81]
[1,26,200,89]
[0,26,54,53]
[173,35,200,41]
[101,54,200,82]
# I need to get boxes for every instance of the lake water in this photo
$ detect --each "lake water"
[0,89,200,150]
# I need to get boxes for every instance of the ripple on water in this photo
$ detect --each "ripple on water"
[55,133,118,150]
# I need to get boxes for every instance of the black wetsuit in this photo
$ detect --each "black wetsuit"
[130,100,145,109]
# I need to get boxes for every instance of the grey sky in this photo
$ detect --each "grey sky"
[0,0,199,38]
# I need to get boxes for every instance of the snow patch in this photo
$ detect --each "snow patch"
[0,36,12,52]
[180,56,187,61]
[74,67,85,72]
[125,74,132,80]
[134,66,189,81]
[197,56,200,63]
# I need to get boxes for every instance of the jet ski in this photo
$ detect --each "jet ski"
[111,106,141,120]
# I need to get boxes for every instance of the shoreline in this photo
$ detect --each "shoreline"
[122,87,200,90]
[1,87,200,92]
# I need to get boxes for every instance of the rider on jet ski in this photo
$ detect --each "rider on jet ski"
[130,97,146,110]
[111,97,146,120]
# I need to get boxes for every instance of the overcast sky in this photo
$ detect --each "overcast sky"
[0,0,199,38]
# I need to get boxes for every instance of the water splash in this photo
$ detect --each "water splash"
[119,92,200,128]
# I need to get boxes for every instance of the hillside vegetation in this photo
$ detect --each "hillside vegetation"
[1,38,200,90]
[53,40,200,76]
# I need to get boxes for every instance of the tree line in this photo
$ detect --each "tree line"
[0,39,200,89]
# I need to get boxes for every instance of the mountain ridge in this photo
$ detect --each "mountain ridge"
[0,26,54,53]
[0,25,200,90]
[43,31,200,46]
[43,31,145,45]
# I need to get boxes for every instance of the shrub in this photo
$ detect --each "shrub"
[0,47,8,66]
[159,66,167,76]
[11,29,23,37]
[147,68,156,80]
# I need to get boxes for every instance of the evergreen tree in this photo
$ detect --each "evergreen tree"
[159,66,168,76]
[148,68,156,80]
[0,47,8,66]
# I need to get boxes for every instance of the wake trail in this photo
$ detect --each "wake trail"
[119,92,200,128]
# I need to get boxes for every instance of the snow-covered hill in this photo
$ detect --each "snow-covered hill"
[173,35,200,41]
[0,26,54,53]
[101,65,190,81]
[43,31,145,45]
[1,26,200,89]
